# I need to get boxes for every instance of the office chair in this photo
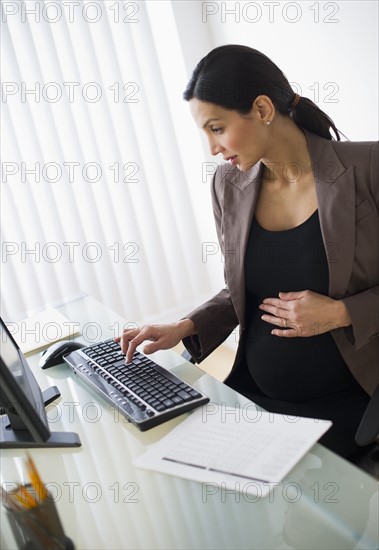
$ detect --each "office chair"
[181,349,196,364]
[353,384,379,479]
[355,384,379,447]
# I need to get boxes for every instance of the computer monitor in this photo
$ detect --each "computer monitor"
[0,317,81,448]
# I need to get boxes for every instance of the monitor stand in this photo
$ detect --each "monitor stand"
[0,386,81,448]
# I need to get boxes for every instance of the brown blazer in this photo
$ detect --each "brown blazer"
[184,130,379,396]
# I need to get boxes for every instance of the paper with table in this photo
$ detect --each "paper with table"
[134,404,332,498]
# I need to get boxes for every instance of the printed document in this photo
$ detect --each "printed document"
[135,404,332,497]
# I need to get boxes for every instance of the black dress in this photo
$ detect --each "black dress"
[226,210,370,458]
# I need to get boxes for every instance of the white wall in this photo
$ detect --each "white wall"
[177,1,378,141]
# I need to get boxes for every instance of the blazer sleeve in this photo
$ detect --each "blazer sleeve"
[341,141,379,351]
[183,167,239,363]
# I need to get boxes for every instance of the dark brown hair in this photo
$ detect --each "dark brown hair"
[183,45,341,141]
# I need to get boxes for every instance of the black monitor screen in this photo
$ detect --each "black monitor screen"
[0,317,81,447]
[0,318,50,441]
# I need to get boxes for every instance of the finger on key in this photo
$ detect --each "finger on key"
[125,336,141,363]
[118,329,138,355]
[125,325,153,363]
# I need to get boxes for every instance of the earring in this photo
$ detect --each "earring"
[266,121,271,126]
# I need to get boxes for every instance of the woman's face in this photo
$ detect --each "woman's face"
[189,98,270,171]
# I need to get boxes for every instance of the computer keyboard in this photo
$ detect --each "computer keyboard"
[63,339,209,431]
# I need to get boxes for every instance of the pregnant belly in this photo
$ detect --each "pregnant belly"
[244,315,356,401]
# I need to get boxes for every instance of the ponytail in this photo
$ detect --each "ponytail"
[290,95,341,141]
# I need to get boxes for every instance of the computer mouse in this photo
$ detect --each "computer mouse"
[39,340,85,369]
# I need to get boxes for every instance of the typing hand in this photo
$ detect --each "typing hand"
[258,290,352,338]
[115,319,196,363]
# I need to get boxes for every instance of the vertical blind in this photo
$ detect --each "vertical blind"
[1,0,222,324]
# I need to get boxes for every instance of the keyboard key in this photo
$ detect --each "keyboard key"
[139,391,150,400]
[178,390,191,401]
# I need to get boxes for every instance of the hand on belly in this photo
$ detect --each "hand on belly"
[258,290,352,338]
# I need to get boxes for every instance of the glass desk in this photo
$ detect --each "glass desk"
[1,295,378,549]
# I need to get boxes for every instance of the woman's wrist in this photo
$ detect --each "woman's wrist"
[175,318,197,339]
[334,299,352,328]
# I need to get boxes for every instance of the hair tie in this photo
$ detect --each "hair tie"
[291,93,301,108]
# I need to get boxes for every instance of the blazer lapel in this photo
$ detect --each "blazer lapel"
[305,131,356,298]
[222,162,264,325]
